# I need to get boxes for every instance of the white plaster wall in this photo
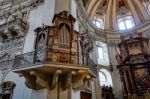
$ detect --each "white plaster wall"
[23,0,55,53]
[55,0,71,14]
[31,89,48,99]
[72,90,80,99]
[4,72,32,99]
[89,47,98,64]
[91,80,96,99]
[71,0,79,31]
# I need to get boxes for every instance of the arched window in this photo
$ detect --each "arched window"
[99,71,107,82]
[99,69,113,86]
[93,16,104,29]
[97,46,104,59]
[118,16,135,30]
[59,24,70,48]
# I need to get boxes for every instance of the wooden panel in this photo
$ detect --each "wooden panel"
[2,94,10,99]
[80,91,91,99]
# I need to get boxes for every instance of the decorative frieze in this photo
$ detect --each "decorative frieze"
[0,37,24,83]
[0,0,28,6]
[0,0,44,20]
[0,18,27,42]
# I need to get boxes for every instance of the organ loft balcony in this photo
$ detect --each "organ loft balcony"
[12,11,97,90]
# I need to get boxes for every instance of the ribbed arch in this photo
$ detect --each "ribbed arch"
[82,0,150,30]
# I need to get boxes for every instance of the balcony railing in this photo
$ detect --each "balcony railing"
[12,49,97,76]
[13,50,44,69]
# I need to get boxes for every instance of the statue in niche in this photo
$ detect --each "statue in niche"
[37,33,46,49]
[116,54,122,64]
[35,33,46,62]
[120,46,128,61]
[0,81,16,99]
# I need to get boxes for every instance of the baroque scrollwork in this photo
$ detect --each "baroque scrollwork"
[0,0,44,21]
[0,38,24,52]
[0,38,24,83]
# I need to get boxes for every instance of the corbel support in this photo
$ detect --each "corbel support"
[22,72,37,89]
[30,71,48,89]
[49,69,62,89]
[72,72,89,89]
[63,71,77,90]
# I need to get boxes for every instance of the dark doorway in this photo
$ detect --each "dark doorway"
[2,94,10,99]
[81,91,92,99]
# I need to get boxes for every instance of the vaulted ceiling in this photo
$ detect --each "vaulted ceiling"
[82,0,150,30]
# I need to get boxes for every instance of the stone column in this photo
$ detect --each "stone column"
[123,71,131,95]
[112,0,117,30]
[55,0,71,13]
[128,70,136,93]
[122,77,128,96]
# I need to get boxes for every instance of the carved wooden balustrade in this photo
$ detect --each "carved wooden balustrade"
[12,49,97,76]
[11,49,97,90]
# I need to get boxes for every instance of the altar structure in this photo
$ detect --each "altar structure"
[116,33,150,99]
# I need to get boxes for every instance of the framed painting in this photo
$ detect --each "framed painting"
[134,67,150,92]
